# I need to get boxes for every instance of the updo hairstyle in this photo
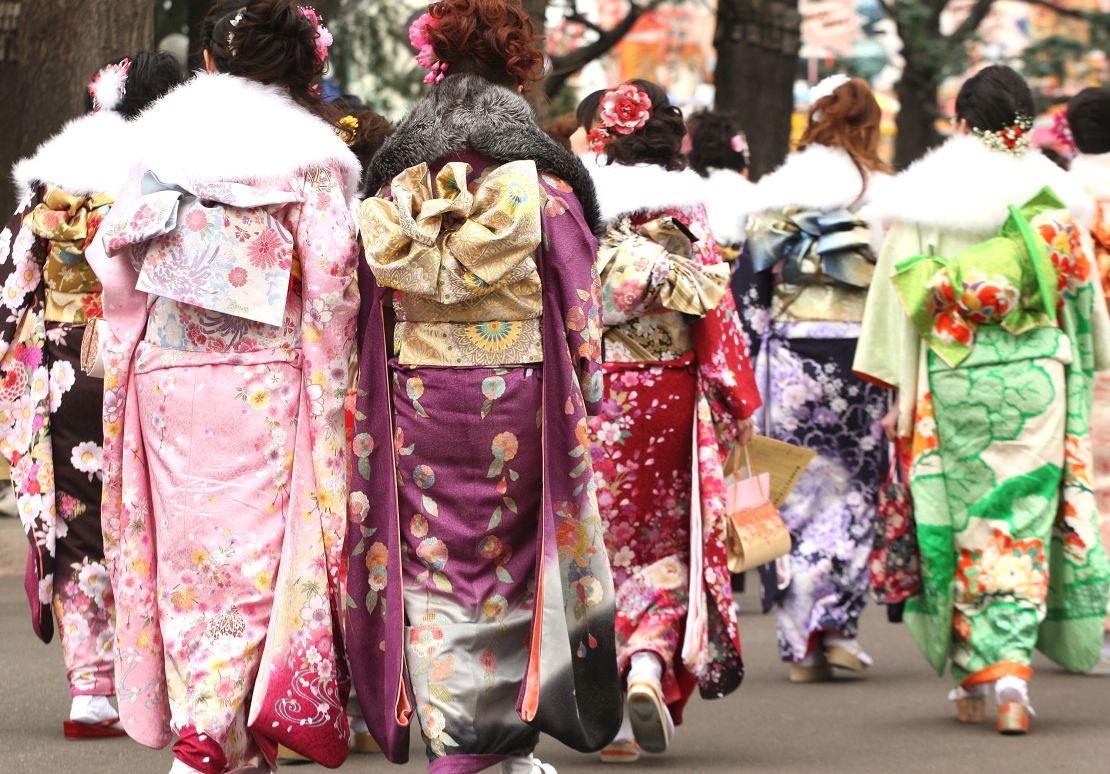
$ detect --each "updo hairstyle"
[203,0,326,108]
[423,0,544,89]
[1067,87,1110,156]
[955,65,1035,134]
[580,80,687,171]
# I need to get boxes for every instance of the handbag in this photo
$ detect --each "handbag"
[869,444,920,606]
[724,445,792,573]
[79,318,110,379]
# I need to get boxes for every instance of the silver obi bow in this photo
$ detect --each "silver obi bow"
[747,208,875,288]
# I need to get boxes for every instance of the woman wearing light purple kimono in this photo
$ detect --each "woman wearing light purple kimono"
[345,3,621,773]
[85,4,361,772]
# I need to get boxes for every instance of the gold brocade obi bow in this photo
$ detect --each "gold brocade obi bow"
[29,187,112,296]
[356,160,542,304]
[597,215,730,326]
[102,172,301,326]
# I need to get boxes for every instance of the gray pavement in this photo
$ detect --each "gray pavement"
[1,514,1107,773]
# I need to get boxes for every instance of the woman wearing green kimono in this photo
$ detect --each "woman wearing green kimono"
[855,66,1110,734]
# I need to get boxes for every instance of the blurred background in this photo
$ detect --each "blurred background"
[0,1,1107,215]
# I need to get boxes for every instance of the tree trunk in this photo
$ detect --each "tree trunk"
[0,0,153,216]
[714,0,801,180]
[893,65,944,170]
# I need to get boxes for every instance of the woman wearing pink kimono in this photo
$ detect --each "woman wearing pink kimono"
[86,3,360,772]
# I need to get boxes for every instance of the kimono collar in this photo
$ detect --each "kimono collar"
[583,155,708,226]
[1071,152,1110,204]
[874,135,1096,234]
[130,72,362,204]
[365,73,602,234]
[12,111,134,198]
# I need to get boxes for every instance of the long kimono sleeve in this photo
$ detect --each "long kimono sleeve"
[679,208,761,427]
[539,178,603,415]
[295,164,360,565]
[854,221,929,445]
[0,189,42,371]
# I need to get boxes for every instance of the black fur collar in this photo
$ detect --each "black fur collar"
[365,74,602,234]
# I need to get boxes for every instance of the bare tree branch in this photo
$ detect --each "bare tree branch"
[547,0,667,79]
[566,12,604,35]
[948,0,996,42]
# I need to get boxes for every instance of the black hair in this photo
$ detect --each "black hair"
[955,65,1035,133]
[84,52,188,117]
[575,89,605,130]
[116,52,188,118]
[577,80,686,171]
[1067,87,1110,156]
[687,111,747,178]
[202,0,326,110]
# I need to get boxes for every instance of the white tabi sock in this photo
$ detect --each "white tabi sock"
[69,695,119,723]
[627,651,664,686]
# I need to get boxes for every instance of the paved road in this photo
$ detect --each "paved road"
[2,515,1107,773]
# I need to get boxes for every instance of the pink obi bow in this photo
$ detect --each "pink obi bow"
[101,172,302,327]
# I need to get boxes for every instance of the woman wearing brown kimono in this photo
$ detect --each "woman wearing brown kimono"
[0,52,185,739]
[345,2,621,773]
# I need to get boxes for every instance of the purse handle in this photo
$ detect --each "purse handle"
[741,443,770,500]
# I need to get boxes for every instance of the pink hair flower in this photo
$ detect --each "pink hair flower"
[409,12,447,83]
[598,84,653,137]
[298,5,333,64]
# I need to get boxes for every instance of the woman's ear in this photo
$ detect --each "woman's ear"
[203,50,219,74]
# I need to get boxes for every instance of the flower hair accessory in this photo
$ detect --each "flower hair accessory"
[973,115,1034,156]
[730,132,749,159]
[298,6,333,65]
[1053,110,1077,158]
[410,12,447,84]
[338,114,360,145]
[587,83,653,153]
[810,74,850,119]
[88,59,131,113]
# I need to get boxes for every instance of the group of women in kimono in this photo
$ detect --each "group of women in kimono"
[3,0,1109,772]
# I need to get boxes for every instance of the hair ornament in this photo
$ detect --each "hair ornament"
[410,12,447,84]
[1053,110,1077,158]
[338,114,360,145]
[810,73,850,122]
[223,7,246,56]
[973,115,1034,156]
[298,6,333,64]
[588,83,653,152]
[88,58,131,113]
[730,132,750,159]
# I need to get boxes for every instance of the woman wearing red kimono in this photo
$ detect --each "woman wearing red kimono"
[575,80,761,763]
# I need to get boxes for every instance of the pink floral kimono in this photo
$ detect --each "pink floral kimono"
[84,73,362,772]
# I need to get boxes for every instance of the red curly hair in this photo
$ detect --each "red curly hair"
[425,0,544,88]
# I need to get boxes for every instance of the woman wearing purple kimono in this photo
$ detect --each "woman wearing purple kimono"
[344,2,621,773]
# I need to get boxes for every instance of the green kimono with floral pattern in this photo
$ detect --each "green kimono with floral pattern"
[856,188,1110,686]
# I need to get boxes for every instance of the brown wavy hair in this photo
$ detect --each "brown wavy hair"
[424,0,544,89]
[798,77,890,201]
